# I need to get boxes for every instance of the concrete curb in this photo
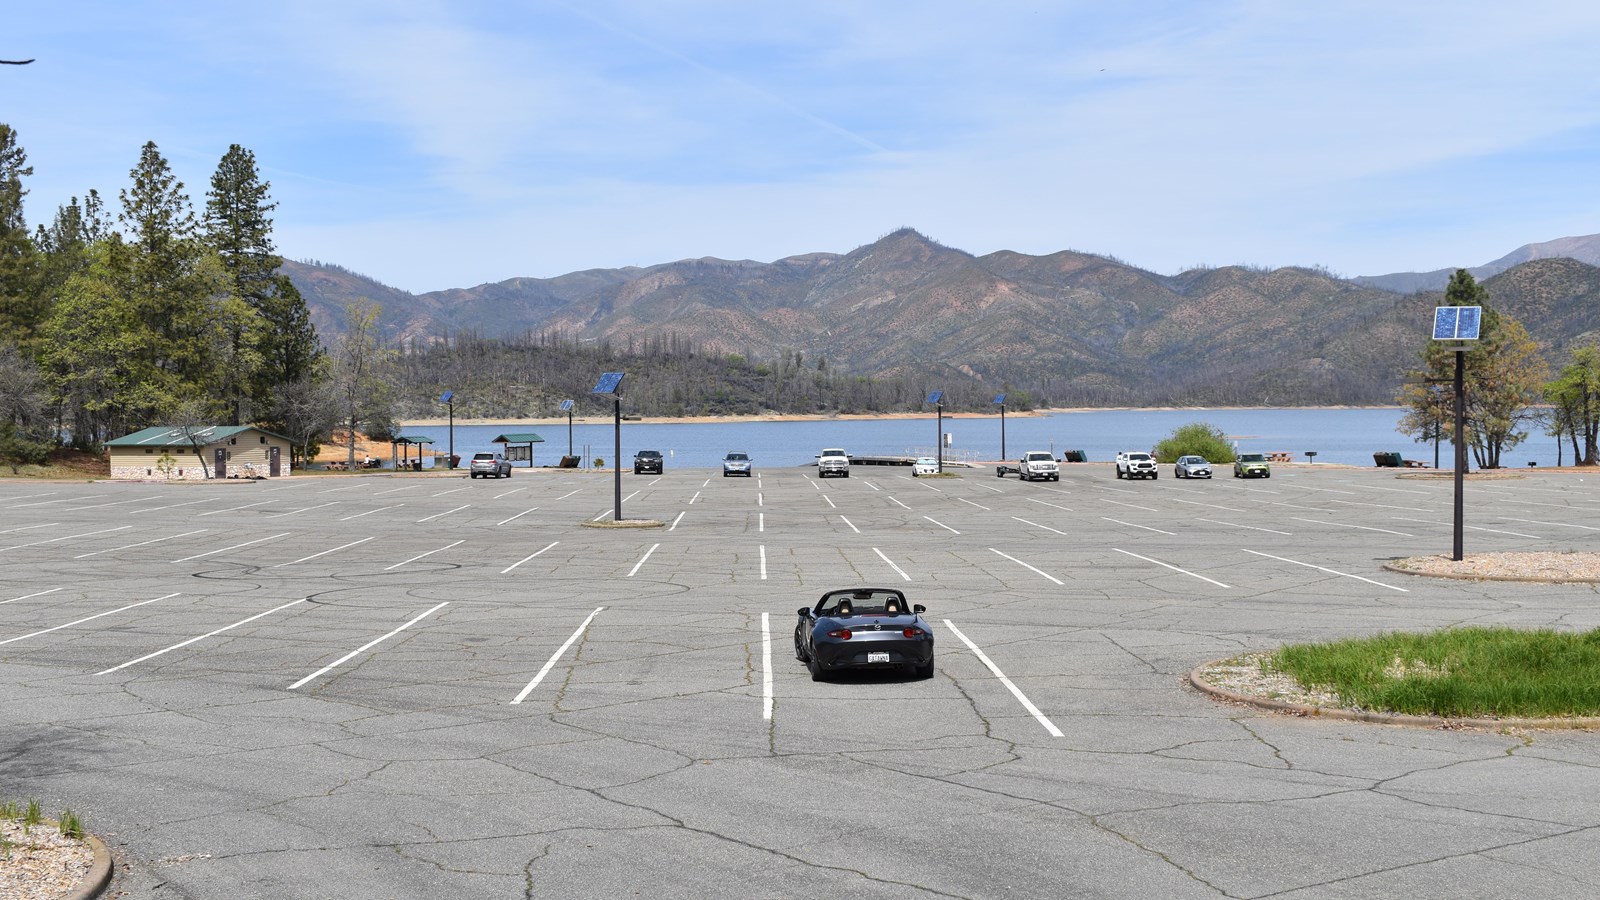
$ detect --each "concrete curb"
[1189,659,1600,731]
[62,832,114,900]
[1380,562,1600,584]
[580,519,665,529]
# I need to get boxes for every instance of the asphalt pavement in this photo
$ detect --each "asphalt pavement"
[2,463,1599,898]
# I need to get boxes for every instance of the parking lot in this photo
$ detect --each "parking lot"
[4,464,1600,898]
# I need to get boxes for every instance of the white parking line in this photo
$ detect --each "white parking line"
[0,492,57,505]
[942,620,1063,737]
[265,501,339,518]
[628,543,660,576]
[1196,518,1291,536]
[956,498,991,511]
[0,523,56,535]
[74,529,209,559]
[1,588,61,606]
[319,483,364,494]
[501,541,558,573]
[758,512,764,532]
[7,496,76,508]
[1172,498,1246,513]
[761,612,774,720]
[372,485,416,496]
[68,496,162,511]
[1025,497,1073,512]
[624,490,640,503]
[864,481,881,491]
[1242,548,1408,592]
[494,487,528,499]
[1503,517,1600,531]
[431,487,468,497]
[198,499,276,517]
[976,484,1004,494]
[384,540,464,571]
[417,504,470,523]
[591,508,611,521]
[1388,517,1541,538]
[690,490,702,505]
[840,515,861,534]
[874,547,911,581]
[1103,499,1159,512]
[129,498,218,515]
[272,536,374,568]
[989,548,1064,585]
[339,504,404,522]
[760,544,768,580]
[914,480,944,493]
[172,532,292,563]
[556,489,582,500]
[1289,517,1413,537]
[1101,517,1175,536]
[96,598,309,675]
[0,593,180,647]
[889,497,912,510]
[1113,548,1230,588]
[0,525,132,553]
[510,606,604,704]
[670,511,686,531]
[823,495,837,508]
[1012,516,1069,537]
[1328,499,1430,513]
[288,601,449,690]
[924,516,960,534]
[496,507,540,526]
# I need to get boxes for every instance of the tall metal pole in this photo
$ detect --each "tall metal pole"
[567,410,574,458]
[447,397,454,470]
[999,403,1006,460]
[613,395,623,522]
[1452,350,1466,561]
[936,403,944,473]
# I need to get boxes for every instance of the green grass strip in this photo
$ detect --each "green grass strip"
[1266,626,1600,718]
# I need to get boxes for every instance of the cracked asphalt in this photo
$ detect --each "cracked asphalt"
[2,464,1599,898]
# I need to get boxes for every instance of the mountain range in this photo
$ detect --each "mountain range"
[282,230,1600,407]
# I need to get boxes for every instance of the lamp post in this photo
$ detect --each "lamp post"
[993,393,1007,461]
[592,373,625,521]
[438,391,454,470]
[927,391,945,473]
[1432,305,1481,562]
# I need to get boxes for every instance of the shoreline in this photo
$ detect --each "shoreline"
[401,404,1405,428]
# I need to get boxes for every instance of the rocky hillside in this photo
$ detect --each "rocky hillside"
[283,230,1600,407]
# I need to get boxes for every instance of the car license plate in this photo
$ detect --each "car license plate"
[867,651,890,664]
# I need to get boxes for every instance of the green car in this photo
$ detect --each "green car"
[1233,453,1271,478]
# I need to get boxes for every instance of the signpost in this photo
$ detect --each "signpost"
[559,399,574,458]
[927,391,945,473]
[592,374,625,521]
[1433,306,1480,561]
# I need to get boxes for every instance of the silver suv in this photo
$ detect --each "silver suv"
[469,452,511,478]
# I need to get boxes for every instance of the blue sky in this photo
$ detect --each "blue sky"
[8,2,1600,293]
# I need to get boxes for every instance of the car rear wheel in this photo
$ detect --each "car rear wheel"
[808,652,825,681]
[915,659,934,680]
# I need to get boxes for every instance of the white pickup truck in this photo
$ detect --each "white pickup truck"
[817,448,851,478]
[996,451,1060,482]
[1115,451,1158,480]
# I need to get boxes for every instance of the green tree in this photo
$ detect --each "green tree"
[1397,271,1548,469]
[329,300,395,471]
[204,144,319,425]
[0,124,42,354]
[1152,421,1237,463]
[0,341,51,473]
[1545,344,1600,466]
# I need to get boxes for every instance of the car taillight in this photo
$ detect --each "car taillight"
[827,629,852,640]
[903,627,919,638]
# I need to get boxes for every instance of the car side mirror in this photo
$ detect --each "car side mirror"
[797,607,810,617]
[913,604,925,614]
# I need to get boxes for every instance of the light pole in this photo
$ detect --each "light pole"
[927,391,945,473]
[592,373,625,521]
[993,393,1007,461]
[438,391,454,469]
[1432,304,1481,562]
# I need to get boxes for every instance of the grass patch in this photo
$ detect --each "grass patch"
[1268,626,1600,718]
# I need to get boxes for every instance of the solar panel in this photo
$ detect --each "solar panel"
[926,391,944,404]
[993,393,1006,405]
[592,372,625,394]
[1433,306,1482,341]
[559,399,574,412]
[438,390,454,403]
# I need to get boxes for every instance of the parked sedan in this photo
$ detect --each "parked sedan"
[1175,455,1213,478]
[794,587,934,681]
[722,451,752,477]
[911,457,940,476]
[1234,452,1271,478]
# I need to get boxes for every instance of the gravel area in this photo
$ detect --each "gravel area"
[0,820,94,900]
[1388,550,1600,582]
[1198,653,1349,710]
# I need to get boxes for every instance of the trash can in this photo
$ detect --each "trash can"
[1063,450,1087,462]
[449,454,460,469]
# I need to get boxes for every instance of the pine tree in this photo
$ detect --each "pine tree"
[203,144,319,425]
[0,124,42,353]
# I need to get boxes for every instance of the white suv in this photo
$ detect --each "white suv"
[817,448,850,478]
[469,452,511,478]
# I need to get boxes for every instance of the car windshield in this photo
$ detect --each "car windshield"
[726,453,747,461]
[1181,457,1205,464]
[636,451,661,458]
[1239,453,1266,462]
[916,458,936,464]
[818,589,909,617]
[1127,453,1150,460]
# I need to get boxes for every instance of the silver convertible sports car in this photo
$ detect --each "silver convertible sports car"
[794,587,934,681]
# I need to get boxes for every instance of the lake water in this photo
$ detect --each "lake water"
[395,408,1571,470]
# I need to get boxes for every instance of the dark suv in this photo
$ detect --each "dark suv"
[633,449,664,474]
